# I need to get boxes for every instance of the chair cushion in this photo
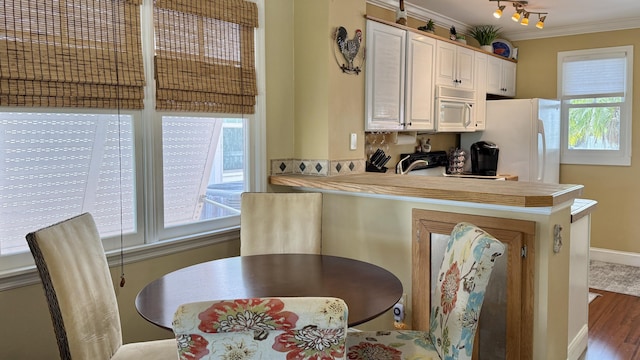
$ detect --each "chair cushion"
[112,339,177,360]
[173,297,348,360]
[346,330,439,359]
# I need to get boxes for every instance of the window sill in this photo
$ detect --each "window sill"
[0,227,240,292]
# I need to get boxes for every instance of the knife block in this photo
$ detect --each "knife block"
[366,162,388,173]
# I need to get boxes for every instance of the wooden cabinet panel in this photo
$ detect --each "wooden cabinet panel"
[412,209,535,360]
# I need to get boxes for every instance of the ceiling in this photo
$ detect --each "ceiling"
[368,0,640,41]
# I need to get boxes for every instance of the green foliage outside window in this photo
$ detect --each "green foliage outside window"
[567,97,621,150]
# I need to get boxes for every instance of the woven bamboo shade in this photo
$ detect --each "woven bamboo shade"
[0,0,145,109]
[154,0,258,114]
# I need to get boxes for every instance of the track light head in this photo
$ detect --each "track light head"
[521,11,530,25]
[536,15,546,29]
[511,9,522,22]
[494,5,506,18]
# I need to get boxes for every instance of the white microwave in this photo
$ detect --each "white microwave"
[435,86,476,132]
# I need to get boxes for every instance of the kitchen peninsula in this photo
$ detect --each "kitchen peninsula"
[271,173,592,360]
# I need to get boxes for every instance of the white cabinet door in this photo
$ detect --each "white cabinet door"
[405,32,436,131]
[486,56,502,95]
[502,60,517,97]
[435,40,474,90]
[456,46,475,90]
[435,41,457,87]
[474,53,487,130]
[487,56,517,97]
[365,20,406,131]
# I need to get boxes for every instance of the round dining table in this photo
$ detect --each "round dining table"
[135,253,403,329]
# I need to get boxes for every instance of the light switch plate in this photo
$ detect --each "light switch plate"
[350,133,357,150]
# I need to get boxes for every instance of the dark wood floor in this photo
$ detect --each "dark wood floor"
[583,288,640,359]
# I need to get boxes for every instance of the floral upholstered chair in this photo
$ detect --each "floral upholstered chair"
[172,297,348,360]
[346,222,505,360]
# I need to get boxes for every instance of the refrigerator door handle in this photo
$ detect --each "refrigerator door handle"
[537,119,546,182]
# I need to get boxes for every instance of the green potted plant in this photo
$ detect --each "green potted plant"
[469,25,502,52]
[418,19,435,33]
[456,34,466,45]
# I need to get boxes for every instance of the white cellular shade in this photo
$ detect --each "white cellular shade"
[562,54,626,97]
[0,113,135,255]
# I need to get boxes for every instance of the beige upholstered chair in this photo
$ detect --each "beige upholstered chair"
[240,192,322,256]
[26,213,176,360]
[346,222,505,360]
[172,297,348,359]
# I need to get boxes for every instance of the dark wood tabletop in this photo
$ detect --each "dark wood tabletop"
[135,253,403,329]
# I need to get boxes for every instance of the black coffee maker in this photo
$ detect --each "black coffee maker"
[470,141,499,176]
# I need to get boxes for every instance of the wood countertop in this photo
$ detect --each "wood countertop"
[270,173,584,208]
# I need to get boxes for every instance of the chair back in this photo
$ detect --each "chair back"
[26,213,122,360]
[429,222,505,360]
[240,192,322,256]
[173,297,348,359]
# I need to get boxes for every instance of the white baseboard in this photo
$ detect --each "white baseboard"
[567,324,588,360]
[590,247,640,267]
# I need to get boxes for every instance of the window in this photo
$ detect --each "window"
[161,116,243,228]
[558,46,633,165]
[0,0,264,275]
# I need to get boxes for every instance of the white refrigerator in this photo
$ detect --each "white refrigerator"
[460,98,561,183]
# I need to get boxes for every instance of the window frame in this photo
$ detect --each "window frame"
[0,0,266,288]
[557,46,633,166]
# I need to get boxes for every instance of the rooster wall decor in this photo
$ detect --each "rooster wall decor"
[334,26,363,75]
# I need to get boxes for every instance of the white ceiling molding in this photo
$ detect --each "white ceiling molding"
[506,16,640,41]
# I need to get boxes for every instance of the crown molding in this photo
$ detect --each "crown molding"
[367,0,470,34]
[367,0,640,41]
[506,16,640,41]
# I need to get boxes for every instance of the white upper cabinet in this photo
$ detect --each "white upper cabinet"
[487,56,517,97]
[404,32,436,131]
[435,40,474,90]
[365,20,406,131]
[365,20,436,131]
[474,52,487,130]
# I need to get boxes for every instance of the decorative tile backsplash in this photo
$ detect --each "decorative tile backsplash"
[271,158,365,176]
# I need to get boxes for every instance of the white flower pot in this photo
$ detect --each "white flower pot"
[481,45,493,53]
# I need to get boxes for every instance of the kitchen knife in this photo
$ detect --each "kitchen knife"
[379,155,391,168]
[370,149,384,164]
[374,151,387,167]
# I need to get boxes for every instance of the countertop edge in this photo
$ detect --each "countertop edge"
[571,199,598,223]
[269,174,584,208]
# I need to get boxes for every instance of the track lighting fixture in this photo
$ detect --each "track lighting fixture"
[489,0,548,29]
